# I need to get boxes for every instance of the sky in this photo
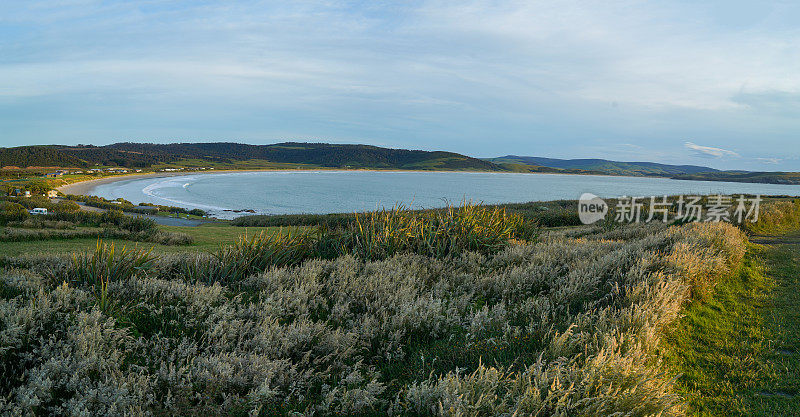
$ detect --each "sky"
[1,0,800,170]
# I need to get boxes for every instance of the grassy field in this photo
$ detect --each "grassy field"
[0,223,284,256]
[4,201,800,415]
[665,228,800,415]
[0,203,748,415]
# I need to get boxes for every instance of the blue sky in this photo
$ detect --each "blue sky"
[1,1,799,170]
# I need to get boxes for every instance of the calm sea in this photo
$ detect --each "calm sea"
[88,170,800,219]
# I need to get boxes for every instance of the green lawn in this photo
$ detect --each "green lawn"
[0,224,288,256]
[665,236,800,415]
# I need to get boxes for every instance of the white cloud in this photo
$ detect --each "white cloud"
[756,157,782,164]
[684,142,740,158]
[1,0,800,170]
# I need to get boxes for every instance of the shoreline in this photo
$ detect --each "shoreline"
[56,168,800,200]
[57,168,622,196]
[56,170,250,195]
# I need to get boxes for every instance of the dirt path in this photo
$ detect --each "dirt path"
[750,235,800,245]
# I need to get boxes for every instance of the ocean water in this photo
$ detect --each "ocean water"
[88,170,800,219]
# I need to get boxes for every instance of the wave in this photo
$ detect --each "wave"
[141,178,231,212]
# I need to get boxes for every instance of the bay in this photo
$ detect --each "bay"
[88,170,800,219]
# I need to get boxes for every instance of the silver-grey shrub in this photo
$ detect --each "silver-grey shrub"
[0,222,746,416]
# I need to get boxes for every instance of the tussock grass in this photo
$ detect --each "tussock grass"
[66,241,155,286]
[0,206,748,416]
[176,203,528,284]
[745,198,800,235]
[332,203,532,260]
[179,228,316,284]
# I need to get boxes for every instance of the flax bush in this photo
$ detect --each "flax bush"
[0,218,747,416]
[338,203,528,260]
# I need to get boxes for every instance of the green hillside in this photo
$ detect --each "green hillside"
[0,142,500,172]
[3,143,799,185]
[672,171,800,185]
[489,155,718,176]
[0,146,88,168]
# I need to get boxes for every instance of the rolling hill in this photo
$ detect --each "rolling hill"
[0,142,501,172]
[488,155,719,176]
[0,146,89,169]
[672,171,800,185]
[4,143,797,185]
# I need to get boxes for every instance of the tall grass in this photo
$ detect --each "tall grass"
[231,200,576,229]
[744,198,800,235]
[178,203,529,284]
[180,228,316,284]
[63,241,155,316]
[66,241,155,286]
[0,211,748,416]
[332,203,531,260]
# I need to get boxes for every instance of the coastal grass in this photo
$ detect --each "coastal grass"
[232,199,581,229]
[175,204,530,285]
[744,199,800,235]
[663,200,800,416]
[0,214,748,415]
[0,224,284,255]
[664,242,800,416]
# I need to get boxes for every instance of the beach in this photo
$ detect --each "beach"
[55,169,336,195]
[56,172,197,195]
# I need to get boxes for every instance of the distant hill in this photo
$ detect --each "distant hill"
[672,171,800,185]
[0,146,88,169]
[489,155,719,176]
[4,143,797,185]
[0,142,500,171]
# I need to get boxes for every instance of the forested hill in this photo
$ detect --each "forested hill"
[0,142,501,171]
[5,143,790,184]
[0,146,89,168]
[488,155,718,176]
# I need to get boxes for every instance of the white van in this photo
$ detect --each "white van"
[29,208,48,215]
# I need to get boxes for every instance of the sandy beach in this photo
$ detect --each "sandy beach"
[56,169,348,195]
[56,172,206,195]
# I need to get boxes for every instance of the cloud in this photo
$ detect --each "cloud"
[0,1,799,170]
[756,157,782,164]
[684,142,740,158]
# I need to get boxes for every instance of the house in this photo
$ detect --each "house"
[24,191,30,198]
[47,190,58,198]
[29,208,47,215]
[45,172,63,178]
